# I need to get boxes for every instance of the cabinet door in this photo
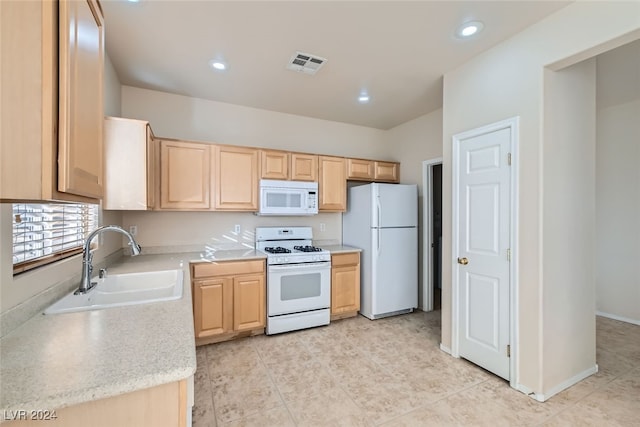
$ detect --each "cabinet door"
[215,145,259,210]
[318,156,346,211]
[159,140,211,210]
[58,0,104,199]
[146,127,157,209]
[233,274,265,331]
[291,153,318,182]
[347,158,374,181]
[103,117,152,210]
[331,253,360,315]
[261,150,289,180]
[374,161,400,183]
[194,278,232,338]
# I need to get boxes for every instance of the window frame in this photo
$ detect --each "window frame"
[12,203,100,274]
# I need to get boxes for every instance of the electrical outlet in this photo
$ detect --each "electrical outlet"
[234,224,241,234]
[129,225,137,236]
[320,223,326,232]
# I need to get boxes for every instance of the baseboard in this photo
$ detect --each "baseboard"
[439,343,452,355]
[530,364,599,402]
[596,311,640,326]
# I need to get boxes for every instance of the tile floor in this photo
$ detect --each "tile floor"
[193,311,640,426]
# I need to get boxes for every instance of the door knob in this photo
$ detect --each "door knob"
[457,257,469,265]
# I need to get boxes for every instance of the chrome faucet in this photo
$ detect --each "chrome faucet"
[75,225,142,294]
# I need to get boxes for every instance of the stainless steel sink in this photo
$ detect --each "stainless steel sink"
[45,269,183,314]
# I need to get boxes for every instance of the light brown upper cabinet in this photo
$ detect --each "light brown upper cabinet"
[57,0,104,199]
[346,158,374,181]
[260,150,289,180]
[374,161,400,183]
[1,0,103,203]
[159,140,211,210]
[318,156,346,212]
[346,158,400,183]
[291,153,318,182]
[103,117,156,210]
[214,145,259,210]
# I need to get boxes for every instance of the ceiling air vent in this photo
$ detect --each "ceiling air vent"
[286,51,327,75]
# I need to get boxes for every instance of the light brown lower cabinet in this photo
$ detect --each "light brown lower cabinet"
[191,260,266,345]
[3,380,189,427]
[331,252,361,320]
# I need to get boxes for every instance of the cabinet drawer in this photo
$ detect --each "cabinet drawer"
[331,252,360,267]
[192,260,265,278]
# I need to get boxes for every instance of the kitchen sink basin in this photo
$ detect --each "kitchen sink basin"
[45,269,183,314]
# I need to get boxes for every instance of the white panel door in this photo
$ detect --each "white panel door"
[456,126,511,380]
[371,227,418,316]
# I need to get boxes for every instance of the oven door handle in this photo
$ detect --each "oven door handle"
[268,262,331,272]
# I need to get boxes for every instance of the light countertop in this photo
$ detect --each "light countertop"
[193,249,267,263]
[0,253,197,412]
[320,245,362,254]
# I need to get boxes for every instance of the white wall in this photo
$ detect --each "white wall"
[441,1,640,398]
[542,59,597,393]
[104,54,122,117]
[596,97,640,324]
[122,86,388,159]
[385,109,443,189]
[385,109,443,306]
[121,211,342,252]
[594,40,640,325]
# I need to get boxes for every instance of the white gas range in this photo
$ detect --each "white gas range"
[255,227,331,335]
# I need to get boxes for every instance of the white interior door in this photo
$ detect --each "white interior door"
[455,125,512,380]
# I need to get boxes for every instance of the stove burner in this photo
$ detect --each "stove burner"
[294,245,323,253]
[264,247,291,254]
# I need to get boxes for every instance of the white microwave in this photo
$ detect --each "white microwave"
[258,179,318,216]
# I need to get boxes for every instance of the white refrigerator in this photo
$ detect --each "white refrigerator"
[343,183,418,319]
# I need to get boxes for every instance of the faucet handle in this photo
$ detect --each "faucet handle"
[99,268,108,279]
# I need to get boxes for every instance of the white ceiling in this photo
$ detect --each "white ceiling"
[103,0,571,130]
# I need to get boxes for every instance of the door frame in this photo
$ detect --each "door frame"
[421,157,443,312]
[451,116,520,387]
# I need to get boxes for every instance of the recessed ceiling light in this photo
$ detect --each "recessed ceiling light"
[457,21,484,38]
[209,60,227,71]
[358,94,370,104]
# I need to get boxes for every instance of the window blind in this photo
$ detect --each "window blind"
[12,203,99,272]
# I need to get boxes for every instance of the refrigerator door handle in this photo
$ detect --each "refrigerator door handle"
[376,198,381,253]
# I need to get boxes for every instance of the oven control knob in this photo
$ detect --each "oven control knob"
[284,257,289,263]
[313,255,319,262]
[276,257,283,263]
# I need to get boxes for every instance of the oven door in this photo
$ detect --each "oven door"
[267,262,331,316]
